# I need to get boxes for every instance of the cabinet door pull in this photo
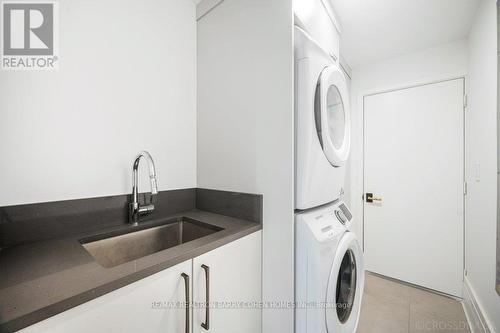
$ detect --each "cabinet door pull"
[201,265,210,330]
[181,273,190,333]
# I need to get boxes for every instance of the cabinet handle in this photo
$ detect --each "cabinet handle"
[181,273,190,333]
[201,265,210,330]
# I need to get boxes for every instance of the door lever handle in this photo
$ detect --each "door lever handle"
[366,193,382,203]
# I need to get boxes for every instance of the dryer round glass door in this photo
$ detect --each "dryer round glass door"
[326,85,346,150]
[325,232,364,333]
[314,65,351,167]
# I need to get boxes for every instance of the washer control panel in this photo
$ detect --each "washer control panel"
[297,200,354,242]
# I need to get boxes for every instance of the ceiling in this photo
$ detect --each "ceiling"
[330,0,481,68]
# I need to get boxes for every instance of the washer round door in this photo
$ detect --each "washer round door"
[314,65,351,167]
[325,232,364,333]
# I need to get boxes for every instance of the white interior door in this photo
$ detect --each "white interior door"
[363,78,465,297]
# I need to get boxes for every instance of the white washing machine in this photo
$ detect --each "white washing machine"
[295,200,364,333]
[295,25,351,210]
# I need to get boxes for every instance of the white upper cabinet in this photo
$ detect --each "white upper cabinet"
[294,0,340,61]
[192,231,262,333]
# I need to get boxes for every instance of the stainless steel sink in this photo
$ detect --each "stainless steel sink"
[80,218,223,268]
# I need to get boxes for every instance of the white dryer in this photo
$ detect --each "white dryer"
[295,25,351,210]
[295,201,364,333]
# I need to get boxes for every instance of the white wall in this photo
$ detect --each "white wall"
[349,40,469,244]
[196,0,294,332]
[0,0,197,206]
[465,0,500,331]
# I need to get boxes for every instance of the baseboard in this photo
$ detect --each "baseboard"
[462,277,492,333]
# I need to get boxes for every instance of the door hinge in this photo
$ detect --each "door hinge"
[463,182,468,195]
[463,94,468,110]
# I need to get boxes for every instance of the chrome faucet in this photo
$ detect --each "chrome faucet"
[129,151,158,225]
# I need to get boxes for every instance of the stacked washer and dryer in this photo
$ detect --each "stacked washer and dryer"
[294,3,365,333]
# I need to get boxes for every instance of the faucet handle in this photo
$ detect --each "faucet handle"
[138,204,155,215]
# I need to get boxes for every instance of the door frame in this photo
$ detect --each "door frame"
[359,76,467,283]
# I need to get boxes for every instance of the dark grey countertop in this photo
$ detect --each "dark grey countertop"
[0,209,261,332]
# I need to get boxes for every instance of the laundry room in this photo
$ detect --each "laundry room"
[0,0,499,333]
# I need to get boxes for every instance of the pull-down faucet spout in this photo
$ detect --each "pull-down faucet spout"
[129,151,158,225]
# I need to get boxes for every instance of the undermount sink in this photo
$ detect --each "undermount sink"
[80,218,223,268]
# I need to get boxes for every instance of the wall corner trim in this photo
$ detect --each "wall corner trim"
[462,277,493,333]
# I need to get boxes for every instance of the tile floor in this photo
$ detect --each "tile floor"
[357,273,470,333]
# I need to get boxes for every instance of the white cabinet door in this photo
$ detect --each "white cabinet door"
[21,260,192,333]
[193,231,262,333]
